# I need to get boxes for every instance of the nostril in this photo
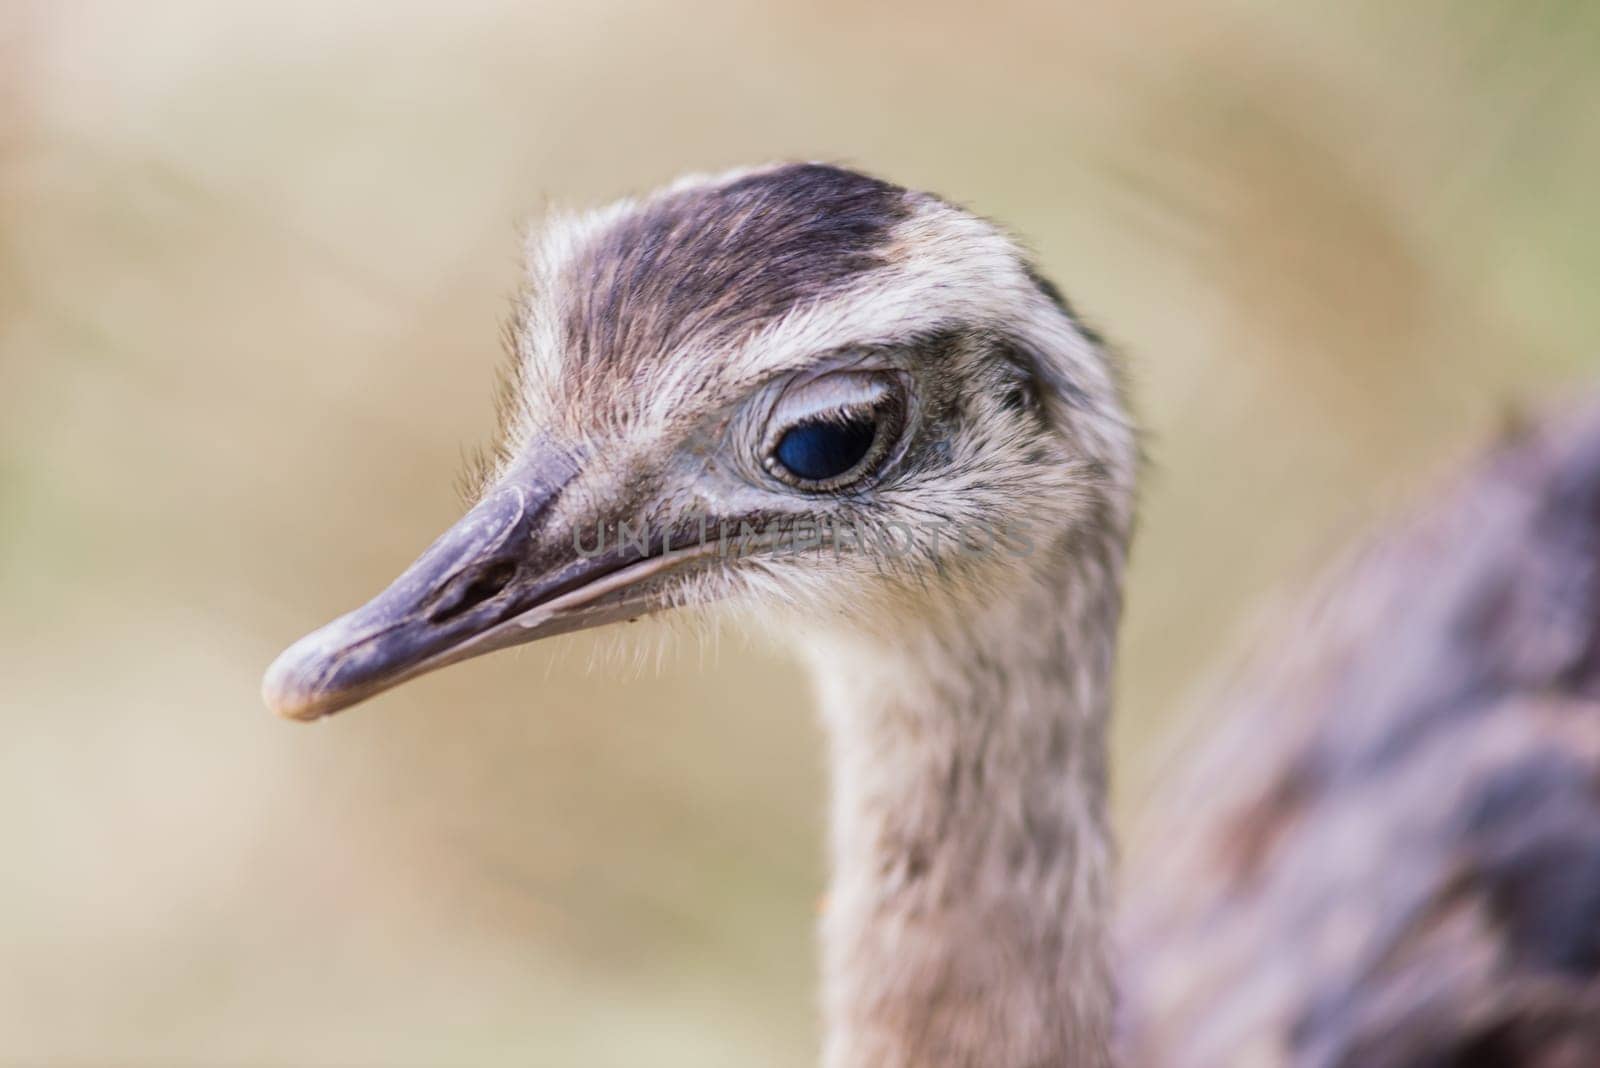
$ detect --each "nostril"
[461,560,517,605]
[427,559,518,624]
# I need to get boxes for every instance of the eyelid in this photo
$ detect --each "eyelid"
[767,372,891,431]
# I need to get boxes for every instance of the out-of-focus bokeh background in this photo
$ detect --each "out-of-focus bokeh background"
[2,1,1596,1063]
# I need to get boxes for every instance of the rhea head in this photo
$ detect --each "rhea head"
[262,162,1135,721]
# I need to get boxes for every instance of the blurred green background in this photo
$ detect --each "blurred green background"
[2,0,1596,1063]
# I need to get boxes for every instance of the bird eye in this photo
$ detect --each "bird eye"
[761,371,907,491]
[774,414,878,482]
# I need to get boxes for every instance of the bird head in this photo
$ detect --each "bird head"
[263,163,1135,721]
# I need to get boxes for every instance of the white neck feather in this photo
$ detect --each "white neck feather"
[802,538,1124,1068]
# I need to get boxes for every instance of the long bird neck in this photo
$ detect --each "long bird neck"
[804,538,1124,1068]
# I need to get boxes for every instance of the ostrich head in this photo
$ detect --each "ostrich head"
[263,163,1135,722]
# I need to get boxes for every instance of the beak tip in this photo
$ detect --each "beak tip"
[261,641,330,722]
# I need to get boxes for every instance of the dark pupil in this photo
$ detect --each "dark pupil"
[774,415,877,482]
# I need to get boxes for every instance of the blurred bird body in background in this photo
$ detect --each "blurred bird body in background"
[1122,404,1600,1068]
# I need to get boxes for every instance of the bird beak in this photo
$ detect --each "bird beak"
[262,453,693,722]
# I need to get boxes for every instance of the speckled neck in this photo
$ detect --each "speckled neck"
[803,542,1124,1068]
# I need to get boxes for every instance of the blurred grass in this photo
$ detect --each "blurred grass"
[0,0,1596,1063]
